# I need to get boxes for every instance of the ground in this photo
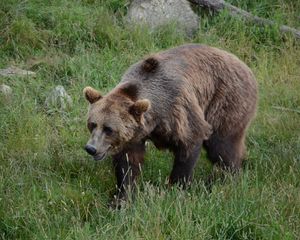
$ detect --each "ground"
[0,0,299,239]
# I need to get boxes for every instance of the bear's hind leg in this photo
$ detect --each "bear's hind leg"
[204,130,246,172]
[169,143,202,187]
[111,142,145,208]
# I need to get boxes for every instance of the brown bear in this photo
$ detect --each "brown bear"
[83,44,257,203]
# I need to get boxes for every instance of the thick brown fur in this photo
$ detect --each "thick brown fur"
[84,44,258,206]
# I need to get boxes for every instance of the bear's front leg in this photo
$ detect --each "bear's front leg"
[111,142,145,208]
[169,143,202,187]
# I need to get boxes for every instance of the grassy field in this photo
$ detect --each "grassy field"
[0,0,300,239]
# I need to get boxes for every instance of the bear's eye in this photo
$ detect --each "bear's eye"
[103,126,113,136]
[88,122,97,132]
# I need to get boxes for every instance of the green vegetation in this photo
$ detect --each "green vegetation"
[0,0,299,239]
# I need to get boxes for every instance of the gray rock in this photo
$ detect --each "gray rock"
[127,0,199,36]
[0,66,36,77]
[45,85,72,111]
[0,84,13,101]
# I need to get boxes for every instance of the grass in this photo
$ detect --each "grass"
[0,0,300,239]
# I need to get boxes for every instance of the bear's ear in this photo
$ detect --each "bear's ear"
[141,57,159,73]
[83,86,102,104]
[129,99,151,121]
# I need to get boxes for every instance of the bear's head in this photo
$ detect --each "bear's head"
[83,83,150,161]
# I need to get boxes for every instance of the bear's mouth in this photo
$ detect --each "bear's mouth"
[93,152,107,161]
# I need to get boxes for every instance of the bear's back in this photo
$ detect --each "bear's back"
[121,44,257,113]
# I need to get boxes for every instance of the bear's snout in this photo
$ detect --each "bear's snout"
[85,144,97,156]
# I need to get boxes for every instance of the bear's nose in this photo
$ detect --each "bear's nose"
[85,144,97,156]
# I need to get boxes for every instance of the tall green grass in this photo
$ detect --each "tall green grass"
[0,0,299,239]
